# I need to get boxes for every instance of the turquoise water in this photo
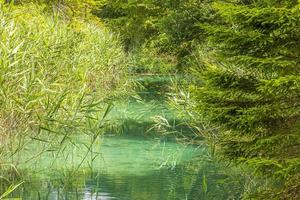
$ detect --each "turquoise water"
[2,135,244,200]
[0,75,245,199]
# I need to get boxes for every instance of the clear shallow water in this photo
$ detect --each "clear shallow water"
[1,75,245,199]
[4,135,193,198]
[3,136,244,200]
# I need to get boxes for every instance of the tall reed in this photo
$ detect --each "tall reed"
[0,3,129,169]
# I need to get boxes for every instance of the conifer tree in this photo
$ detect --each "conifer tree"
[193,0,300,198]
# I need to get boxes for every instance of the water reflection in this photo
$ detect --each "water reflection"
[83,191,116,200]
[3,136,245,200]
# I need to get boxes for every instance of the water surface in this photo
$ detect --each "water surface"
[5,135,244,200]
[1,75,245,200]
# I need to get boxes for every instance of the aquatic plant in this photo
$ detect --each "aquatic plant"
[0,3,129,170]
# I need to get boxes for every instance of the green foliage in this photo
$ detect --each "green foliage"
[0,3,129,164]
[96,0,161,49]
[150,0,214,67]
[0,181,23,199]
[128,46,176,74]
[192,0,300,198]
[2,0,104,20]
[96,0,213,70]
[2,0,300,198]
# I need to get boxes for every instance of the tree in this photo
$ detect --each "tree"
[96,0,162,50]
[96,0,213,69]
[192,0,300,198]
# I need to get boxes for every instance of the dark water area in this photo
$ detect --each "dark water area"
[1,75,245,200]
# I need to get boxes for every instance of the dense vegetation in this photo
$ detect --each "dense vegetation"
[97,0,213,70]
[1,0,300,199]
[0,1,129,191]
[98,0,300,199]
[192,1,300,199]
